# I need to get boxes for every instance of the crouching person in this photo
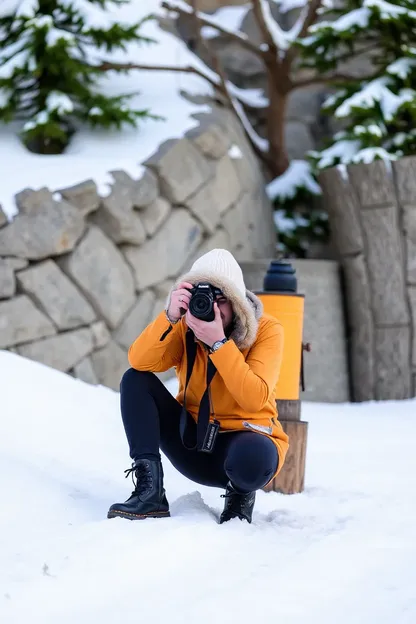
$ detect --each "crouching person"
[108,248,289,524]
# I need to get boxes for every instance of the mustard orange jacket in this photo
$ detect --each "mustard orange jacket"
[128,310,289,476]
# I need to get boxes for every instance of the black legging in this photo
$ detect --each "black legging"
[120,368,279,493]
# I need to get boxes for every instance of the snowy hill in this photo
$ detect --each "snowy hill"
[0,0,213,219]
[1,349,416,624]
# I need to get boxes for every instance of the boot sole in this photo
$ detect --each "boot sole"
[107,509,171,520]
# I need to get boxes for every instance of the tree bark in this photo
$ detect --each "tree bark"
[267,74,289,178]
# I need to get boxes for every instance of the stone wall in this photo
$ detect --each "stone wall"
[0,106,276,390]
[240,259,350,403]
[320,157,416,401]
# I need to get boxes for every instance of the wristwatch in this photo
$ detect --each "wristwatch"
[210,338,228,353]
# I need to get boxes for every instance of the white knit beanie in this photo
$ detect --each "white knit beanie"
[173,248,262,349]
[188,249,246,299]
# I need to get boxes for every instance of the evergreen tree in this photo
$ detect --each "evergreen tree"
[0,0,155,154]
[298,0,416,169]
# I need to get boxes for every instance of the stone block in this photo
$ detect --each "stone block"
[210,154,242,215]
[90,183,147,245]
[319,168,364,256]
[0,205,7,228]
[348,160,396,207]
[374,326,412,400]
[141,197,171,237]
[123,209,203,290]
[90,340,128,391]
[3,257,28,271]
[58,226,135,329]
[110,169,159,210]
[186,121,231,160]
[0,295,56,349]
[133,168,160,209]
[0,194,85,260]
[185,183,221,234]
[285,121,315,160]
[17,327,94,373]
[404,204,416,284]
[73,356,99,385]
[361,205,409,325]
[342,254,375,401]
[408,286,416,366]
[186,228,231,267]
[144,138,213,203]
[223,197,251,250]
[16,260,96,330]
[393,157,416,203]
[59,180,100,216]
[112,290,156,350]
[15,187,53,213]
[90,320,111,349]
[0,261,15,299]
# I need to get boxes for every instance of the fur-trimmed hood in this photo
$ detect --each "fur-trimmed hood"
[169,249,263,350]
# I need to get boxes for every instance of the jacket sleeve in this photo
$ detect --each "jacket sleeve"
[128,311,184,372]
[209,319,284,413]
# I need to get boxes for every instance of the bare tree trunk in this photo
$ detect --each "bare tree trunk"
[267,75,289,178]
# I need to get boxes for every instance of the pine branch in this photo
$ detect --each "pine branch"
[161,0,265,58]
[94,60,221,90]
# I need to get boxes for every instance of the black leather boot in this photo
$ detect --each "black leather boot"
[219,481,256,524]
[107,458,170,520]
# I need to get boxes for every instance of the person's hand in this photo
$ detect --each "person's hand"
[167,281,194,322]
[185,303,226,348]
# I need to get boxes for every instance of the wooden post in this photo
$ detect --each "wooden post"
[263,418,308,495]
[263,397,308,495]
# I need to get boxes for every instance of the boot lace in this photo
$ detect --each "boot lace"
[124,463,153,497]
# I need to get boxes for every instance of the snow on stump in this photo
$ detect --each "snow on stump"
[319,157,416,400]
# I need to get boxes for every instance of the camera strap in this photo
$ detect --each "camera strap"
[180,329,218,453]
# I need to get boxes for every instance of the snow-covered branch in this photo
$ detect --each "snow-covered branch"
[161,0,266,58]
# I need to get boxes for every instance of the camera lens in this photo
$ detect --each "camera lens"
[190,293,211,317]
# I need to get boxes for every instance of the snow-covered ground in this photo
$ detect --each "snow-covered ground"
[1,349,415,624]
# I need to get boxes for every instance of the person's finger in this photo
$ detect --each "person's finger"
[177,281,194,291]
[175,289,192,301]
[213,302,221,322]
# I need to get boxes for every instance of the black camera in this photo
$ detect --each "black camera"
[188,282,222,322]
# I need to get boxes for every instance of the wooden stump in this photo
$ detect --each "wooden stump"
[263,420,308,495]
[276,399,301,421]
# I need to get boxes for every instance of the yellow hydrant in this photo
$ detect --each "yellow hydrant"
[256,261,309,495]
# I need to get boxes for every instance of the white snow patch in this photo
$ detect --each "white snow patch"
[228,144,243,159]
[46,92,74,114]
[335,78,414,122]
[351,146,397,164]
[386,58,416,79]
[1,351,416,623]
[271,0,308,14]
[200,5,250,39]
[266,160,321,201]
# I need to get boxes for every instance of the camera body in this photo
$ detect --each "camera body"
[188,282,222,322]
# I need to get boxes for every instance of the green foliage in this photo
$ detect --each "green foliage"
[0,1,156,153]
[298,0,416,168]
